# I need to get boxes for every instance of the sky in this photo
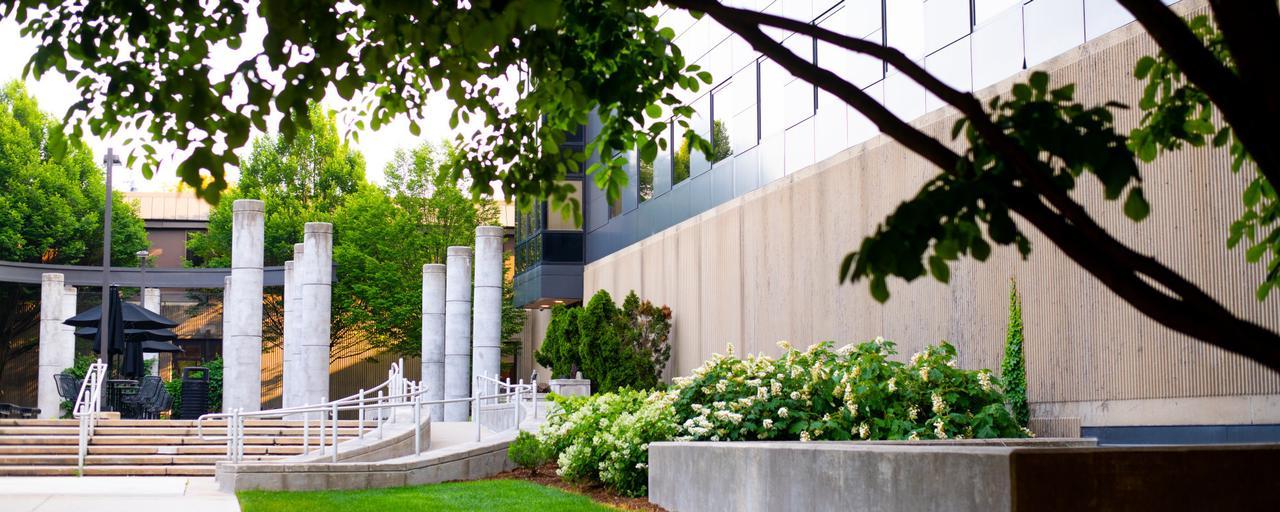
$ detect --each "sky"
[0,17,487,193]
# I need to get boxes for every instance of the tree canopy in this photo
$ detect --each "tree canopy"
[188,105,509,360]
[0,80,147,391]
[4,0,1278,372]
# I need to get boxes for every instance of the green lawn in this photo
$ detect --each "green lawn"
[236,479,616,512]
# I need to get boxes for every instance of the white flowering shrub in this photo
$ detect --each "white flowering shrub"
[537,389,678,497]
[672,339,1027,441]
[535,338,1027,497]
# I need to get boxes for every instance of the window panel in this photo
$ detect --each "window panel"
[885,0,925,61]
[1085,0,1134,40]
[711,83,738,164]
[884,71,926,122]
[759,59,788,137]
[845,0,884,37]
[924,36,972,111]
[848,81,882,147]
[924,0,973,54]
[1024,0,1084,67]
[783,77,816,127]
[974,0,1022,25]
[688,93,712,177]
[972,6,1025,90]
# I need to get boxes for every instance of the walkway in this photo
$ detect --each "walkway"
[0,476,239,512]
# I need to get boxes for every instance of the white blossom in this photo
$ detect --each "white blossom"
[778,407,789,418]
[799,431,811,442]
[931,393,948,415]
[978,370,993,392]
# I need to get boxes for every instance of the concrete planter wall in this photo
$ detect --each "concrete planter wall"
[648,440,1280,511]
[549,379,591,397]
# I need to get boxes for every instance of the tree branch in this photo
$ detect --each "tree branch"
[1118,0,1280,186]
[663,0,1280,371]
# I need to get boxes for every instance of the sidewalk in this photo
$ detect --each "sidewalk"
[0,476,239,512]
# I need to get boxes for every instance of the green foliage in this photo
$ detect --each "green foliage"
[537,389,678,497]
[1130,15,1278,301]
[538,338,1025,496]
[1001,279,1029,427]
[165,378,183,417]
[0,81,147,387]
[537,291,672,389]
[62,354,97,380]
[4,0,712,222]
[840,71,1142,301]
[508,431,553,474]
[535,305,583,379]
[188,112,501,359]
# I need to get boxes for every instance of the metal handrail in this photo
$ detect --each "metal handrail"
[72,359,107,474]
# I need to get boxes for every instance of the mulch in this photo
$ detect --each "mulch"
[488,462,667,511]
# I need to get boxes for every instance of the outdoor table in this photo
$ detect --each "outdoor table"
[105,380,139,415]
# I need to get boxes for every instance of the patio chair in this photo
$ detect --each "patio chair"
[143,389,172,420]
[54,373,81,402]
[122,376,162,419]
[0,403,11,418]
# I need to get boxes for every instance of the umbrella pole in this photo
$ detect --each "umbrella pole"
[99,149,116,371]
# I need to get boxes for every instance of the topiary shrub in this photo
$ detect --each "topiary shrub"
[1001,278,1030,427]
[508,430,553,475]
[620,291,672,387]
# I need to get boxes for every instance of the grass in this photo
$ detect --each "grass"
[237,479,618,512]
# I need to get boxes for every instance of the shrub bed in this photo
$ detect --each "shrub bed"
[533,338,1028,497]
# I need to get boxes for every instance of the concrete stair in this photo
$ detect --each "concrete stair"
[0,418,371,476]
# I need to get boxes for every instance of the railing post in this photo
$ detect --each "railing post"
[302,402,310,454]
[514,383,522,432]
[330,401,339,462]
[474,378,482,442]
[377,390,385,440]
[357,388,365,440]
[413,390,422,456]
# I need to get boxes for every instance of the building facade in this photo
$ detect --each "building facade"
[514,0,1280,443]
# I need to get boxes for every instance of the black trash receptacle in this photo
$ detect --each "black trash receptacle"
[179,367,211,419]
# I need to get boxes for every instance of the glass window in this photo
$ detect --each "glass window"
[972,6,1024,90]
[885,0,925,61]
[637,146,654,203]
[759,59,787,138]
[845,0,884,37]
[710,82,736,165]
[689,93,712,176]
[975,0,1022,25]
[924,0,973,54]
[1024,0,1084,67]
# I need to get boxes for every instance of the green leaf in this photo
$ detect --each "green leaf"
[839,252,856,283]
[869,276,889,303]
[645,103,662,119]
[1028,72,1049,95]
[1123,187,1150,221]
[1246,241,1267,263]
[1134,56,1156,79]
[1011,84,1031,102]
[928,255,950,283]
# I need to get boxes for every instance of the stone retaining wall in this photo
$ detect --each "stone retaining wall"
[649,440,1280,511]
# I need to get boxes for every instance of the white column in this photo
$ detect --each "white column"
[472,226,504,388]
[300,222,333,407]
[422,263,446,421]
[224,199,265,413]
[37,273,65,419]
[142,288,160,375]
[285,243,304,409]
[443,246,472,421]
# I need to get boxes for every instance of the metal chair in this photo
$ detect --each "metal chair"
[54,374,81,402]
[122,376,162,419]
[143,388,172,420]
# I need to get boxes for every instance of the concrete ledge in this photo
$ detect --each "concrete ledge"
[649,440,1280,511]
[216,428,521,492]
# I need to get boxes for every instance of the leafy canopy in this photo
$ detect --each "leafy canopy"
[1,0,713,224]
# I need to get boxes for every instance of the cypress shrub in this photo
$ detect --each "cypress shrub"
[1001,278,1030,427]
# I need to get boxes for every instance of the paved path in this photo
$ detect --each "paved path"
[0,476,239,512]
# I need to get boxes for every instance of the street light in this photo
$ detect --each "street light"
[136,250,149,302]
[99,149,121,367]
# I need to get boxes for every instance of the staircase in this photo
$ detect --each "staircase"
[0,418,369,476]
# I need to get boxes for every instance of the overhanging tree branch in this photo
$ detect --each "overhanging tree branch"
[1117,0,1280,186]
[665,0,1280,372]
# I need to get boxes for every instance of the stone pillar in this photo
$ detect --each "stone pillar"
[285,243,305,408]
[422,263,446,421]
[142,288,160,375]
[472,226,503,388]
[37,274,66,419]
[300,222,333,407]
[443,246,472,421]
[224,199,265,413]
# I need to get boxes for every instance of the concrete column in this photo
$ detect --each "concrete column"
[285,243,305,409]
[422,263,446,421]
[472,226,503,388]
[37,274,66,419]
[224,199,265,413]
[300,222,333,407]
[443,246,472,421]
[142,288,160,375]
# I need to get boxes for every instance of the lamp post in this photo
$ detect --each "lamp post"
[136,249,149,299]
[99,149,121,367]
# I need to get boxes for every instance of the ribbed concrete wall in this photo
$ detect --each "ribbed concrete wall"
[583,3,1280,426]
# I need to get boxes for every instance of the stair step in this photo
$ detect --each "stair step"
[0,444,308,456]
[0,465,215,476]
[0,419,378,428]
[0,427,368,436]
[0,454,277,465]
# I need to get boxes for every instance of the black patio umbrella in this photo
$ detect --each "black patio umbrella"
[139,340,184,353]
[74,326,179,344]
[63,299,178,330]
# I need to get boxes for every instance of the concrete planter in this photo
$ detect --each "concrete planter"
[549,379,591,397]
[648,439,1280,511]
